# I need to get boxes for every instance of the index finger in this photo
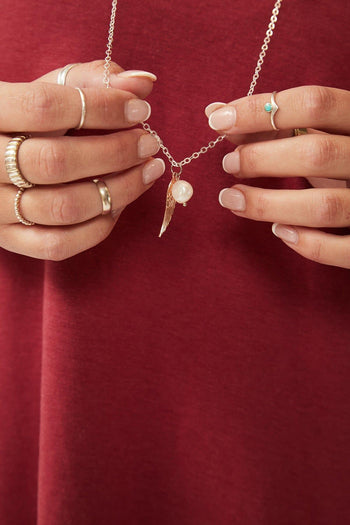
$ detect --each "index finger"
[0,81,151,132]
[207,86,350,136]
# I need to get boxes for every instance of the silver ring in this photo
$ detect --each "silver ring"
[14,188,35,226]
[57,63,81,86]
[5,135,34,188]
[264,91,279,131]
[75,87,87,130]
[92,179,112,215]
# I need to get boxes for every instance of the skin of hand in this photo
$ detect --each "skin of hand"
[0,60,164,260]
[205,86,350,269]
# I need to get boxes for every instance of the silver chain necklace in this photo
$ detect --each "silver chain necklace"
[103,0,284,236]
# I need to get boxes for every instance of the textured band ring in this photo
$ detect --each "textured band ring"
[293,128,308,136]
[57,63,81,86]
[264,91,279,131]
[75,87,87,130]
[14,188,35,226]
[5,135,34,188]
[92,179,112,215]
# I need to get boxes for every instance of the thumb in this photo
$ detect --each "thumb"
[34,60,157,99]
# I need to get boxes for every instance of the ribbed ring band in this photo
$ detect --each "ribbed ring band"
[92,179,112,215]
[5,135,34,188]
[14,188,35,226]
[57,63,81,86]
[75,87,87,130]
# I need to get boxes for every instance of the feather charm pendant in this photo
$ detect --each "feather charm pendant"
[159,177,177,237]
[159,167,194,237]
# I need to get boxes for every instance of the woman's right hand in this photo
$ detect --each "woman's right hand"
[0,61,164,260]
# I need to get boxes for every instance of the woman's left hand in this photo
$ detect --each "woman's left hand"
[206,85,350,269]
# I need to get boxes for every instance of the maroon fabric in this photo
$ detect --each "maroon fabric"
[0,1,350,524]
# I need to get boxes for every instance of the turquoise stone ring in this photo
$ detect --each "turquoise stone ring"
[264,91,279,130]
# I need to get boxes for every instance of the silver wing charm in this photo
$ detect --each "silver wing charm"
[159,178,177,237]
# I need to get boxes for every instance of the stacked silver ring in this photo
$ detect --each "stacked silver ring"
[57,63,81,86]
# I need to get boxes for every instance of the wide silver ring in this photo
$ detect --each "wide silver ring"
[264,91,279,131]
[14,188,35,226]
[75,87,87,130]
[92,179,112,215]
[5,135,34,188]
[57,63,81,86]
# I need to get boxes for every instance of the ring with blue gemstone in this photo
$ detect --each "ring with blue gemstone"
[264,91,279,131]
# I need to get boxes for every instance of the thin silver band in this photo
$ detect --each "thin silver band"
[270,91,279,131]
[92,179,112,215]
[14,188,35,226]
[75,87,87,130]
[57,63,81,86]
[5,135,34,188]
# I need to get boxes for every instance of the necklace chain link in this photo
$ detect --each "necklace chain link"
[104,0,283,169]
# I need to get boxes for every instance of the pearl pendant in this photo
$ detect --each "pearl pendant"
[171,180,193,205]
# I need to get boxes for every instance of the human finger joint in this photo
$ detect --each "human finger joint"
[35,140,67,182]
[21,83,59,127]
[302,136,338,172]
[49,187,81,224]
[316,192,345,225]
[239,144,262,174]
[43,230,69,261]
[253,191,270,220]
[302,86,336,122]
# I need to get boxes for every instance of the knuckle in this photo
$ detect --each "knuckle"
[316,193,344,224]
[309,239,323,264]
[49,189,80,224]
[303,86,335,121]
[93,89,110,124]
[246,96,262,123]
[44,232,68,261]
[254,191,269,219]
[22,83,54,125]
[303,136,337,171]
[88,60,121,76]
[119,174,135,206]
[240,145,260,174]
[114,131,138,169]
[37,141,67,181]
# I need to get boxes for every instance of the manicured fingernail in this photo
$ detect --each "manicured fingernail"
[223,151,240,173]
[138,133,160,158]
[205,102,226,118]
[142,158,165,184]
[209,106,236,131]
[117,70,157,81]
[272,223,299,244]
[219,188,246,211]
[125,99,151,123]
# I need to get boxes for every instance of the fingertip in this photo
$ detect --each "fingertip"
[205,102,226,118]
[110,75,155,99]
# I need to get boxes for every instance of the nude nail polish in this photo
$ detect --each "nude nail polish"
[138,134,160,158]
[222,151,240,173]
[209,106,237,131]
[125,99,151,123]
[142,158,166,184]
[219,188,246,211]
[272,224,299,244]
[205,102,226,118]
[117,70,157,81]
